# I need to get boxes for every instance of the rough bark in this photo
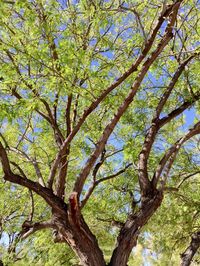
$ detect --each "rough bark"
[109,190,163,266]
[181,231,200,266]
[56,219,106,266]
[52,193,106,266]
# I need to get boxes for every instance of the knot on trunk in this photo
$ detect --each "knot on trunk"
[141,187,163,207]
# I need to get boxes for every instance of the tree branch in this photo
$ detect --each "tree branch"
[73,2,180,198]
[66,94,72,137]
[20,220,54,240]
[9,86,64,146]
[8,146,46,187]
[47,1,178,188]
[152,121,200,188]
[54,94,72,198]
[181,231,200,266]
[119,6,147,42]
[159,94,200,128]
[81,163,132,208]
[0,141,67,215]
[177,171,200,189]
[138,54,197,197]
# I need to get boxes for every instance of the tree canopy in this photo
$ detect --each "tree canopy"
[0,0,200,265]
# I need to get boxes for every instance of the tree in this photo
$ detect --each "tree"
[0,0,200,265]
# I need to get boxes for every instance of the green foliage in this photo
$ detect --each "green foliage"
[0,0,199,265]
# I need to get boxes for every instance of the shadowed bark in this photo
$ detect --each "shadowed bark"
[181,232,200,266]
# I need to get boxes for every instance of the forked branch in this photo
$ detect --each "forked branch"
[138,54,197,196]
[73,1,181,199]
[152,121,200,188]
[81,163,132,208]
[0,141,67,215]
[47,1,180,189]
[20,220,54,240]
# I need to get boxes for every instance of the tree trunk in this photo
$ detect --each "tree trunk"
[181,231,200,266]
[109,190,163,266]
[52,212,106,266]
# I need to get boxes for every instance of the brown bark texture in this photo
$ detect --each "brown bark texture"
[180,232,200,266]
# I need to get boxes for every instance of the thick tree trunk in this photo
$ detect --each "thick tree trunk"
[109,190,163,266]
[181,231,200,266]
[52,209,106,266]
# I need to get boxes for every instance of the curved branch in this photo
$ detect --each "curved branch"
[159,94,200,128]
[152,121,200,188]
[8,146,46,187]
[20,220,54,240]
[177,171,200,189]
[9,86,64,146]
[0,141,67,215]
[138,54,197,196]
